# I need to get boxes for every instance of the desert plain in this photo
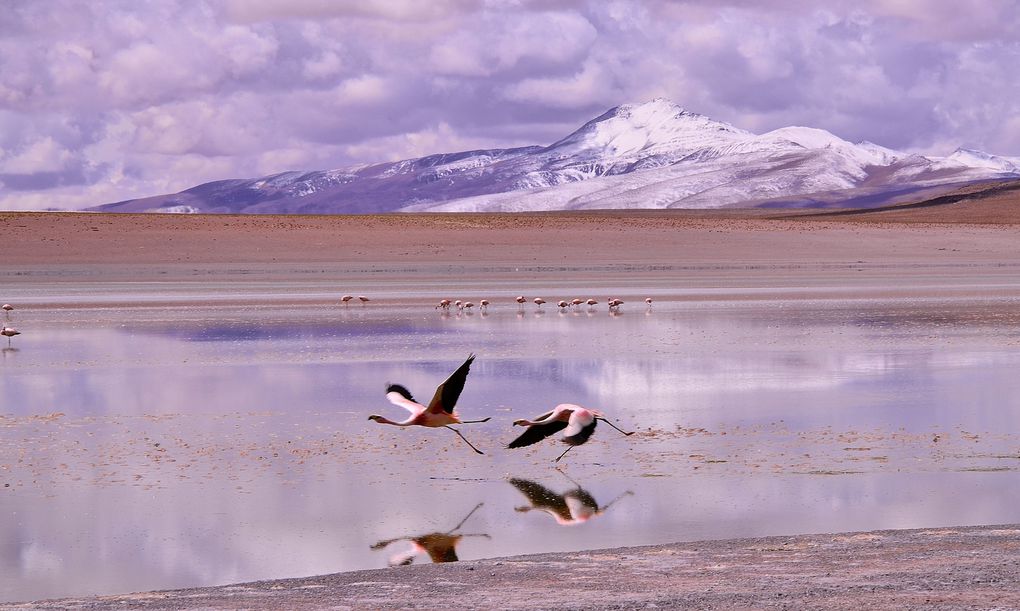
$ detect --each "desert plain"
[3,183,1020,608]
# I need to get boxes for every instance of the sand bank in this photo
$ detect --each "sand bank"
[7,524,1020,610]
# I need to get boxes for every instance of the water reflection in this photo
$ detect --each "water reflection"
[370,502,489,566]
[6,297,1020,602]
[508,474,633,526]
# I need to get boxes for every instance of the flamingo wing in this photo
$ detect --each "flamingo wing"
[562,412,598,446]
[417,534,461,563]
[507,478,570,520]
[426,354,475,414]
[386,384,423,414]
[507,419,568,448]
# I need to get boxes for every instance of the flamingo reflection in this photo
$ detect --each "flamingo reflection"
[508,473,633,526]
[370,502,489,566]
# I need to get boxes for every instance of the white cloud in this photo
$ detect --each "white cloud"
[503,60,614,109]
[0,137,74,174]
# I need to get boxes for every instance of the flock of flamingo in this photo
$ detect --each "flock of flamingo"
[368,354,634,461]
[341,294,652,313]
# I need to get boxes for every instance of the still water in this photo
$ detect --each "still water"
[3,290,1020,602]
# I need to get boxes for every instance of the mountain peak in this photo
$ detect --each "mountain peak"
[547,98,750,160]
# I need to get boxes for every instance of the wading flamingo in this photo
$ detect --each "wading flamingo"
[571,299,584,309]
[370,502,489,566]
[369,354,490,454]
[645,298,653,307]
[1,304,12,320]
[508,474,633,526]
[358,295,370,304]
[533,297,546,308]
[479,299,490,311]
[1,327,20,347]
[515,296,527,308]
[436,299,452,311]
[340,295,353,306]
[585,298,598,310]
[508,403,633,462]
[557,300,569,310]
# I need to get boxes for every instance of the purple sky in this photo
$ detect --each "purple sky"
[1,0,1018,210]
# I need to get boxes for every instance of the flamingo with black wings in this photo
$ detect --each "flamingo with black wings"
[507,403,634,462]
[368,354,490,454]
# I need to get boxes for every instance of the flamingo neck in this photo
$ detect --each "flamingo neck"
[372,416,412,426]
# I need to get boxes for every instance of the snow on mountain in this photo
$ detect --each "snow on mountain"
[946,148,1020,173]
[92,99,1020,214]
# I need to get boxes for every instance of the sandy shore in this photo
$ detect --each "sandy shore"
[7,524,1020,610]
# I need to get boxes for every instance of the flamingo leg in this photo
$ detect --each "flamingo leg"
[457,417,491,424]
[597,417,635,436]
[444,425,485,455]
[598,490,635,512]
[554,445,574,462]
[447,502,484,533]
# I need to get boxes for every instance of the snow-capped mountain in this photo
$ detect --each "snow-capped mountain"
[93,99,1020,214]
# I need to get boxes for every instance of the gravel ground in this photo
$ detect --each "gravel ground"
[7,524,1019,610]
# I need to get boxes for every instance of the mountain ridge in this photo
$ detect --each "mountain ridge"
[93,99,1020,214]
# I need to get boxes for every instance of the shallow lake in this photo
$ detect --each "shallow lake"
[3,284,1020,603]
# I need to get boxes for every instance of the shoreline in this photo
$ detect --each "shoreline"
[7,523,1020,609]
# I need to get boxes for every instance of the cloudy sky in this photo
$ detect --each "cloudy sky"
[1,0,1018,210]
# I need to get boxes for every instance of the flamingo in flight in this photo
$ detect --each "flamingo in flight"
[508,403,634,462]
[508,475,633,526]
[369,354,490,454]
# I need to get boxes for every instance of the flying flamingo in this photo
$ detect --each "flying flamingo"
[370,502,489,566]
[1,327,20,347]
[508,475,633,526]
[368,354,490,454]
[533,297,546,308]
[340,295,353,306]
[508,403,634,462]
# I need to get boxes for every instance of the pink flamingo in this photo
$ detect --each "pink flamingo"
[533,297,546,308]
[368,354,490,454]
[340,295,354,306]
[1,327,20,347]
[515,296,527,308]
[358,295,370,305]
[479,299,490,311]
[508,403,633,462]
[436,299,451,311]
[1,304,12,320]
